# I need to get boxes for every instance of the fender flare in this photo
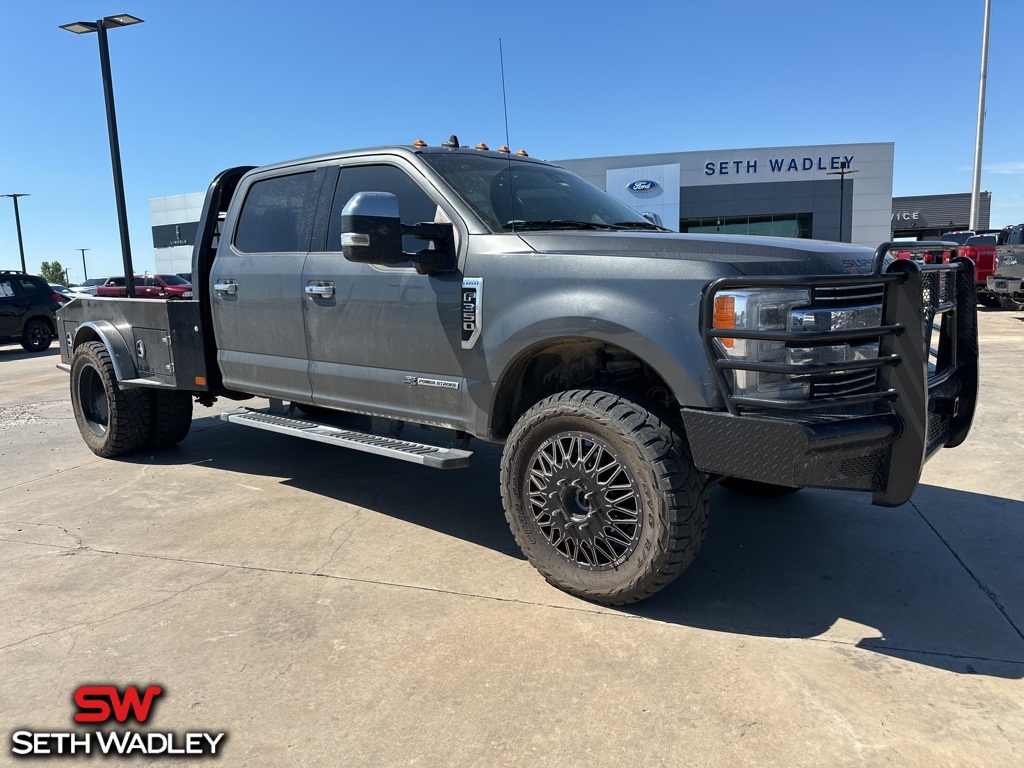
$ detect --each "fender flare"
[71,321,138,382]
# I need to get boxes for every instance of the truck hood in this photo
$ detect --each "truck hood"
[517,231,880,276]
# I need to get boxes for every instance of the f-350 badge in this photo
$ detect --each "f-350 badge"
[461,278,483,349]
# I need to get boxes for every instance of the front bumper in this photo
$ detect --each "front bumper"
[681,245,978,507]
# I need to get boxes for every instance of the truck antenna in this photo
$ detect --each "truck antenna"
[499,38,516,233]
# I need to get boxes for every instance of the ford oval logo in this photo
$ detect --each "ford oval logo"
[627,180,659,193]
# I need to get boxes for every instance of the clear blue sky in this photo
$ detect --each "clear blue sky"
[1,0,1021,282]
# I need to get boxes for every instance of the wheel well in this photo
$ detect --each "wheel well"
[26,314,56,334]
[490,340,678,440]
[72,325,101,350]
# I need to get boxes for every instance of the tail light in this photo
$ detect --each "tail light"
[52,292,64,304]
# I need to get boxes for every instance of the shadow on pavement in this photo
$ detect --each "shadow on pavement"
[140,415,1024,679]
[624,484,1024,678]
[0,345,60,363]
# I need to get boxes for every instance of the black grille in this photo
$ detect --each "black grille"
[809,369,878,399]
[812,283,884,305]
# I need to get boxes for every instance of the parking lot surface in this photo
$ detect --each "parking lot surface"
[2,308,1023,766]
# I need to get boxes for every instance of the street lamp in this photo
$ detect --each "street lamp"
[826,161,859,243]
[60,13,143,297]
[970,0,992,230]
[77,248,90,281]
[1,193,29,272]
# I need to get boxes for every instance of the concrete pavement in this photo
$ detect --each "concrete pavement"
[1,309,1022,766]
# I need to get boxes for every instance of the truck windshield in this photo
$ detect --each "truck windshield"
[420,153,662,233]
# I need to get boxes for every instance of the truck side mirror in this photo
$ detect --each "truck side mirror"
[341,192,406,265]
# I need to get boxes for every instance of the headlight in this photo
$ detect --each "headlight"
[713,289,811,400]
[712,289,883,402]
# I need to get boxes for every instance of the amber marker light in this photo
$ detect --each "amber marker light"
[195,376,207,386]
[475,143,489,150]
[713,295,736,349]
[497,146,510,153]
[516,149,529,156]
[413,139,427,147]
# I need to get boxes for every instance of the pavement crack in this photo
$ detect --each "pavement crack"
[5,539,1024,668]
[0,568,234,654]
[0,520,84,548]
[0,458,106,493]
[312,509,363,575]
[909,498,1024,644]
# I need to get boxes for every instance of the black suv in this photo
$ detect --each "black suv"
[0,271,60,352]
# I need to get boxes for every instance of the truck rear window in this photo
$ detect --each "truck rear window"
[234,172,315,253]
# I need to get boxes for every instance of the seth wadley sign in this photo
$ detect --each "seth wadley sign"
[703,154,855,177]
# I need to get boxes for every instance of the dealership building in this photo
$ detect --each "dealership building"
[555,142,895,246]
[148,141,989,271]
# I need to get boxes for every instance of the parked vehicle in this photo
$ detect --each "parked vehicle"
[0,271,60,351]
[960,235,999,306]
[57,139,979,605]
[96,274,194,300]
[986,223,1024,310]
[940,230,975,246]
[69,278,108,296]
[49,284,91,304]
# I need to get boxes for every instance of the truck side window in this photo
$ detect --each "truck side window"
[234,172,315,253]
[327,165,439,253]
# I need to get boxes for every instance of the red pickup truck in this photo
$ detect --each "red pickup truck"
[96,274,193,300]
[962,235,999,306]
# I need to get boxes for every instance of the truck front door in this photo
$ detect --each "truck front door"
[301,161,467,429]
[209,167,321,402]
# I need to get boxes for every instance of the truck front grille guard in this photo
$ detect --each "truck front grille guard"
[701,243,978,459]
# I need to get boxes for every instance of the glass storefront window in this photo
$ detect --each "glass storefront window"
[681,213,811,239]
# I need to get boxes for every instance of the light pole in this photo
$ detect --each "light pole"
[60,14,143,297]
[826,161,859,242]
[1,193,29,272]
[970,0,992,230]
[77,248,90,281]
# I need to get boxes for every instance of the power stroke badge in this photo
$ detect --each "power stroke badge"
[461,277,483,350]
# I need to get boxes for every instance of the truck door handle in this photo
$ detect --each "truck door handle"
[213,280,237,295]
[305,282,335,299]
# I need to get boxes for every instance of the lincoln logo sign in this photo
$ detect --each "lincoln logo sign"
[627,180,659,193]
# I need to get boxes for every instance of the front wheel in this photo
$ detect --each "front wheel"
[999,296,1024,311]
[70,341,153,457]
[500,390,709,605]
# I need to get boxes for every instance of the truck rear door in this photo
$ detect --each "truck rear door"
[208,165,322,402]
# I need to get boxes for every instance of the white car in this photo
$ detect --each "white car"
[49,284,91,304]
[68,277,107,296]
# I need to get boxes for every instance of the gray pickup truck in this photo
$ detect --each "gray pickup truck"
[986,223,1024,310]
[57,138,979,604]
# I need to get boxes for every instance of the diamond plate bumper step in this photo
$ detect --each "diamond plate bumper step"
[219,408,474,469]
